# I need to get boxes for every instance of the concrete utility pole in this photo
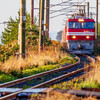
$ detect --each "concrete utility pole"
[39,0,45,52]
[87,2,89,17]
[30,0,34,27]
[20,0,26,58]
[45,0,50,37]
[96,0,98,38]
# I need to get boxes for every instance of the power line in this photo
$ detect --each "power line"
[50,0,85,8]
[50,10,79,19]
[50,1,86,14]
[50,0,71,8]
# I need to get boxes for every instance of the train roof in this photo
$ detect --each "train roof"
[71,15,89,19]
[67,15,95,22]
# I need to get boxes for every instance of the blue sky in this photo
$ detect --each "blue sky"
[0,0,100,43]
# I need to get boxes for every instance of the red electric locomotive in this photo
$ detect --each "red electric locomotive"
[61,15,95,54]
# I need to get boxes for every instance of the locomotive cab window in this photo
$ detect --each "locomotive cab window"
[68,22,95,29]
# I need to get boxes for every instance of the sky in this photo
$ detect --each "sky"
[0,0,100,43]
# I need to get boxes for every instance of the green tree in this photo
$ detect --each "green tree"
[56,31,62,42]
[1,11,31,44]
[1,17,19,44]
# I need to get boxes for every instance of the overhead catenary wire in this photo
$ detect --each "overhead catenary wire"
[49,0,86,20]
[50,1,86,14]
[50,9,79,19]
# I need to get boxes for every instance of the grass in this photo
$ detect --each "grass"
[50,78,81,90]
[22,64,61,77]
[0,71,17,83]
[79,80,100,89]
[85,57,100,85]
[49,56,100,90]
[30,91,98,100]
[0,48,78,82]
[0,50,68,73]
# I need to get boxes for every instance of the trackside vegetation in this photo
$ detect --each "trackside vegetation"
[29,23,100,100]
[30,91,98,100]
[1,11,100,100]
[0,71,17,83]
[0,51,78,83]
[50,58,100,91]
[0,11,79,83]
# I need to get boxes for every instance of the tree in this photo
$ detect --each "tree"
[56,31,62,42]
[1,10,51,49]
[1,17,19,44]
[1,11,32,44]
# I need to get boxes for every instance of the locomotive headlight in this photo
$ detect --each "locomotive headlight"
[72,35,76,39]
[78,19,84,22]
[86,36,90,39]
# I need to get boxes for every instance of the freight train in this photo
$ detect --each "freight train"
[61,15,95,54]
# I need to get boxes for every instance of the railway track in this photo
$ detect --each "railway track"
[0,54,95,100]
[0,56,80,88]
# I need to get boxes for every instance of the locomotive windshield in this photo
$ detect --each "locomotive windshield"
[68,22,95,29]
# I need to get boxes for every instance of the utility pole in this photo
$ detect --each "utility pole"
[87,2,89,17]
[83,5,85,16]
[30,0,34,27]
[45,0,50,37]
[90,12,93,19]
[20,0,26,58]
[79,9,81,15]
[38,1,40,27]
[39,0,45,52]
[96,0,98,38]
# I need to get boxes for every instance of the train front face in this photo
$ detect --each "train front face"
[66,18,95,54]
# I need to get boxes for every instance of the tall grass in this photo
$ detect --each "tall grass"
[78,56,100,89]
[91,56,100,84]
[0,49,68,74]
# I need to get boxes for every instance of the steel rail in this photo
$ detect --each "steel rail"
[0,66,90,100]
[0,56,80,88]
[0,55,94,100]
[31,66,90,88]
[83,54,95,64]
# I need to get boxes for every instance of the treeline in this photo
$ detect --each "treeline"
[0,11,52,62]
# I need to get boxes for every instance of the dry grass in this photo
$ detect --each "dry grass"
[30,91,97,100]
[0,49,68,73]
[82,56,100,85]
[90,56,100,84]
